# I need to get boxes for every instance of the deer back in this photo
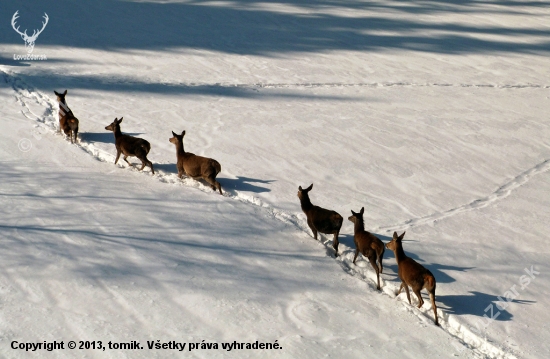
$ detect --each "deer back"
[308,205,343,234]
[398,257,433,287]
[355,230,384,257]
[116,135,151,156]
[179,152,219,178]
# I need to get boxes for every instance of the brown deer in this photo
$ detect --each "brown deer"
[169,131,222,195]
[54,90,79,143]
[385,231,439,325]
[348,207,385,290]
[105,117,154,174]
[297,184,343,257]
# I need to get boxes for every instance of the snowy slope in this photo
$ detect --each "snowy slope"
[1,0,549,358]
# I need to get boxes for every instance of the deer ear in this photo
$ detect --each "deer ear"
[360,207,364,215]
[63,90,67,95]
[118,117,123,123]
[393,231,398,239]
[399,231,406,240]
[181,130,186,137]
[54,91,60,96]
[351,210,356,215]
[306,183,313,191]
[298,186,303,191]
[172,131,177,137]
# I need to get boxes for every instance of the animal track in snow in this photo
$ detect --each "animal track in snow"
[163,81,550,90]
[377,159,550,233]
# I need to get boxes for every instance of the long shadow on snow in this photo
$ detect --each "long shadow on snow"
[6,71,359,100]
[336,231,475,303]
[356,233,474,284]
[80,132,144,144]
[0,0,548,57]
[437,291,535,320]
[219,176,274,193]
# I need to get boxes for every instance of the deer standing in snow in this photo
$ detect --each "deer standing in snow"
[169,131,223,194]
[54,90,79,143]
[297,184,343,257]
[385,231,439,325]
[348,207,385,290]
[105,117,154,174]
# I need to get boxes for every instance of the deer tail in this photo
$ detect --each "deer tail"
[141,141,151,154]
[425,270,436,292]
[212,160,221,175]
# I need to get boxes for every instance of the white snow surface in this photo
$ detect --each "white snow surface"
[1,0,549,358]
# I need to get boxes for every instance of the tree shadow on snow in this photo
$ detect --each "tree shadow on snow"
[1,0,548,56]
[1,0,549,99]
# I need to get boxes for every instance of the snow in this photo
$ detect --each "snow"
[1,0,549,358]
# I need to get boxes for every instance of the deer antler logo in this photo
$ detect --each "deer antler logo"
[11,11,49,54]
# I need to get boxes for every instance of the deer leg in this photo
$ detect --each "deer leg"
[397,282,404,295]
[205,176,219,193]
[403,283,412,305]
[378,251,384,274]
[429,291,439,326]
[114,150,121,164]
[332,232,340,257]
[352,249,359,264]
[216,181,222,195]
[368,255,381,290]
[123,156,133,166]
[413,288,424,308]
[307,220,317,240]
[74,128,78,143]
[148,160,154,175]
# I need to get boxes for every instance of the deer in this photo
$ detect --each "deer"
[105,117,154,174]
[12,11,49,54]
[169,131,222,195]
[385,231,439,325]
[297,184,343,257]
[348,207,385,290]
[54,90,79,143]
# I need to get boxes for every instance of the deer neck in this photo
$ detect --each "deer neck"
[113,125,123,139]
[353,219,365,234]
[176,141,186,157]
[393,243,408,264]
[300,194,313,211]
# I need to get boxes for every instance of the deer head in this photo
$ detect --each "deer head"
[169,130,186,145]
[385,231,406,251]
[12,11,49,54]
[297,183,313,201]
[347,207,365,224]
[105,117,123,132]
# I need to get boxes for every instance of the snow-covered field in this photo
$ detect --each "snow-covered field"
[1,0,549,358]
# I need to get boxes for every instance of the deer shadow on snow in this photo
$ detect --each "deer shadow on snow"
[80,132,144,144]
[373,234,535,320]
[151,167,274,194]
[219,176,274,194]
